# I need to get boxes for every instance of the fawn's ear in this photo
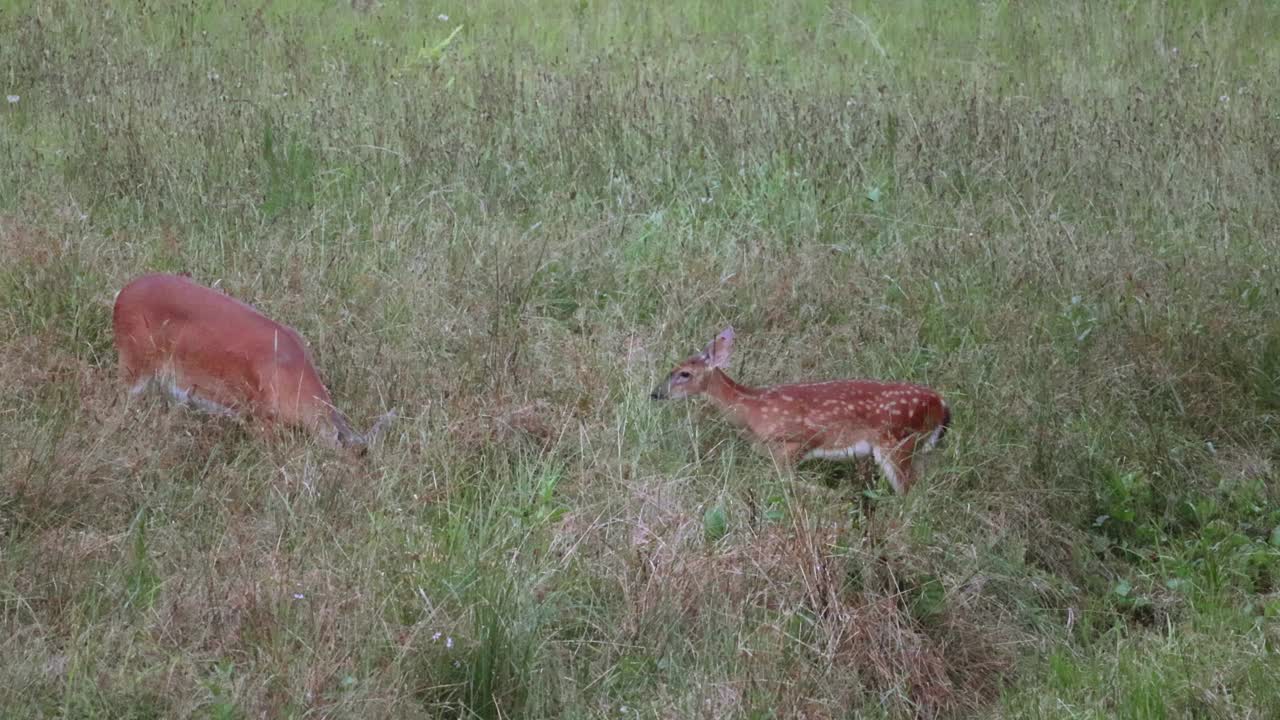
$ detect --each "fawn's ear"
[702,326,735,368]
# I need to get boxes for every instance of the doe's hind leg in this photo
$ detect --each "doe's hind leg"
[116,349,148,394]
[117,365,153,411]
[127,376,152,397]
[113,335,159,401]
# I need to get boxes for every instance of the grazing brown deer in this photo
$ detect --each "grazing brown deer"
[112,273,394,454]
[652,327,949,494]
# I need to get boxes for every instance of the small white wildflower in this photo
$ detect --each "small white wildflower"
[445,636,454,649]
[452,660,461,668]
[437,13,449,21]
[292,593,305,600]
[1219,95,1229,104]
[1171,47,1179,56]
[431,631,442,641]
[5,95,17,104]
[207,71,220,82]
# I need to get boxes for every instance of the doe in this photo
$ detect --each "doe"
[651,327,949,494]
[112,273,394,454]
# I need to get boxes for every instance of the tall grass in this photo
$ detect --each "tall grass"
[2,0,1279,717]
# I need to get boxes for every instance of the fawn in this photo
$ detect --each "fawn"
[652,327,949,494]
[113,273,394,454]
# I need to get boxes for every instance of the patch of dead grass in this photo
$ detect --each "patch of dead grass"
[608,484,1016,717]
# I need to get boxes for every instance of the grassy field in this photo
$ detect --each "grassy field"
[3,0,1280,717]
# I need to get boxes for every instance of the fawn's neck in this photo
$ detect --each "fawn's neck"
[704,369,758,423]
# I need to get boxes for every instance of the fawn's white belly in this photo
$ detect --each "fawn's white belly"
[805,440,873,461]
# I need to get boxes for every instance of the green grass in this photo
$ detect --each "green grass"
[3,0,1280,717]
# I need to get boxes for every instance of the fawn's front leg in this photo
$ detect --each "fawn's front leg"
[765,441,806,473]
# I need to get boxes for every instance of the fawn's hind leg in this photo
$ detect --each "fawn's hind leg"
[872,435,918,495]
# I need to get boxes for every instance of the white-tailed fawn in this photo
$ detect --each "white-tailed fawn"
[113,273,394,454]
[651,327,949,494]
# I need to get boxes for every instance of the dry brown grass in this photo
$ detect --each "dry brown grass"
[587,480,1019,717]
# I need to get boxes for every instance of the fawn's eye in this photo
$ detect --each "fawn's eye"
[677,371,691,379]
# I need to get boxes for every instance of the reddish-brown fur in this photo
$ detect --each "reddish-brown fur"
[652,327,950,494]
[112,273,388,452]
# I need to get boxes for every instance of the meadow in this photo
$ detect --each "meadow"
[2,0,1280,717]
